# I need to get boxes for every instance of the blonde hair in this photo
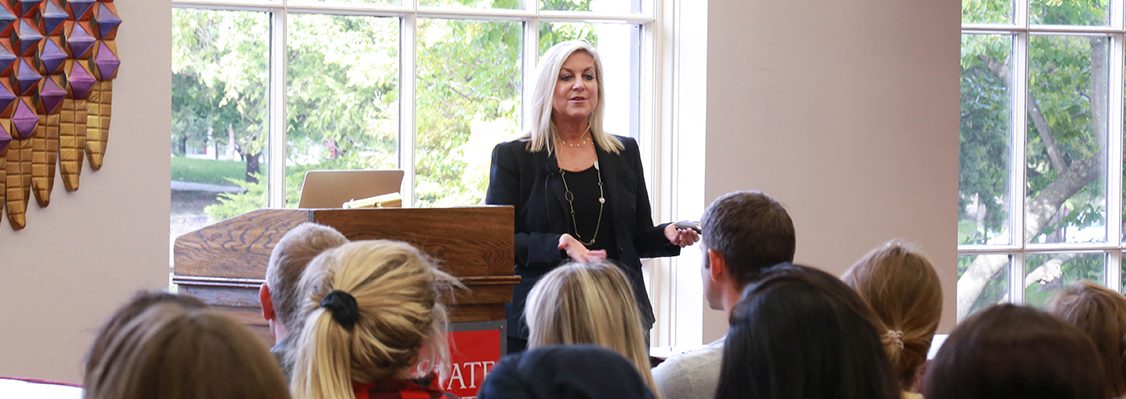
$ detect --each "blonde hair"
[525,40,622,155]
[1049,281,1126,397]
[524,261,658,396]
[841,241,942,390]
[290,240,462,399]
[83,301,289,399]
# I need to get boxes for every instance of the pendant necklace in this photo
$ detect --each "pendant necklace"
[559,163,605,246]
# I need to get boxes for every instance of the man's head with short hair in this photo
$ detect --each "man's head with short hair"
[259,223,347,341]
[699,190,795,312]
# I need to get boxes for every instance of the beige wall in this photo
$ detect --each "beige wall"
[701,0,961,341]
[0,0,170,383]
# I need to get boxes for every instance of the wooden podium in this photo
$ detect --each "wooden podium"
[172,207,518,340]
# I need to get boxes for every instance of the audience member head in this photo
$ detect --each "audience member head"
[85,291,207,371]
[925,304,1106,399]
[478,345,656,399]
[524,261,656,394]
[1050,281,1126,397]
[699,190,795,312]
[715,263,900,399]
[260,223,348,340]
[289,240,461,399]
[841,241,942,390]
[83,294,289,399]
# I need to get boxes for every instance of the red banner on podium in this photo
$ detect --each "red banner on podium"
[444,322,505,399]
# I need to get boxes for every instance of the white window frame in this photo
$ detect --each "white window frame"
[170,0,659,206]
[172,0,706,345]
[960,0,1126,311]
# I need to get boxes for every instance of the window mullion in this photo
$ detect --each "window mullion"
[1108,34,1124,291]
[1109,252,1122,291]
[1015,0,1029,28]
[638,21,655,179]
[1011,30,1029,303]
[521,5,538,132]
[267,8,288,208]
[1011,251,1026,304]
[401,0,419,205]
[1112,0,1124,30]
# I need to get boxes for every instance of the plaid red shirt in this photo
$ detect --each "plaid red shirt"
[352,373,459,399]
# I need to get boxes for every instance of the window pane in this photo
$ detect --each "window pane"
[959,34,1012,245]
[540,22,640,138]
[1024,252,1105,308]
[419,0,520,9]
[415,19,521,207]
[962,0,1012,24]
[957,254,1011,321]
[1025,35,1109,244]
[1121,254,1126,294]
[1030,0,1109,26]
[1122,64,1126,243]
[171,9,268,253]
[286,15,400,208]
[541,0,643,13]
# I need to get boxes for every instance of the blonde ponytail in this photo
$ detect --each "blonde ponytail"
[292,310,355,399]
[289,240,463,399]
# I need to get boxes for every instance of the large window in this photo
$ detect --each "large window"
[169,0,652,246]
[958,0,1123,319]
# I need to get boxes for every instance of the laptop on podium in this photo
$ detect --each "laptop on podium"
[297,169,404,209]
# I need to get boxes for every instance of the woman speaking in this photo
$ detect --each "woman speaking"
[486,40,698,353]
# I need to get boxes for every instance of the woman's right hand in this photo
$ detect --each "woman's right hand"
[558,234,608,263]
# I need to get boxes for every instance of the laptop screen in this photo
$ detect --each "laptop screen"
[297,170,405,208]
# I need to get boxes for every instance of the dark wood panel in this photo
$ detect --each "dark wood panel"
[449,305,507,324]
[219,305,273,344]
[174,209,312,279]
[178,282,263,308]
[173,206,518,339]
[313,207,514,278]
[179,276,520,319]
[454,276,523,304]
[180,281,513,345]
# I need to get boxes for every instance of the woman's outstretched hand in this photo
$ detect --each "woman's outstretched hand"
[558,234,608,262]
[664,223,700,247]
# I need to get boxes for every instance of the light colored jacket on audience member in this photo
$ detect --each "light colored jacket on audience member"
[651,338,724,399]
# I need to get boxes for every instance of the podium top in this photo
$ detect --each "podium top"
[173,207,514,281]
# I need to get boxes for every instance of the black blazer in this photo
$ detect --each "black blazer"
[486,135,680,340]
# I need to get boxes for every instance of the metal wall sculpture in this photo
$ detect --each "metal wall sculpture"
[0,0,120,230]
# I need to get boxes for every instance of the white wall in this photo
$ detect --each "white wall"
[0,0,170,383]
[700,0,961,341]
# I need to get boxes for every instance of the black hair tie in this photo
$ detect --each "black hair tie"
[320,290,359,331]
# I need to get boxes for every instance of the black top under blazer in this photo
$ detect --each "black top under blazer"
[485,135,680,340]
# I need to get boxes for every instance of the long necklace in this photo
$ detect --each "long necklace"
[559,164,605,246]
